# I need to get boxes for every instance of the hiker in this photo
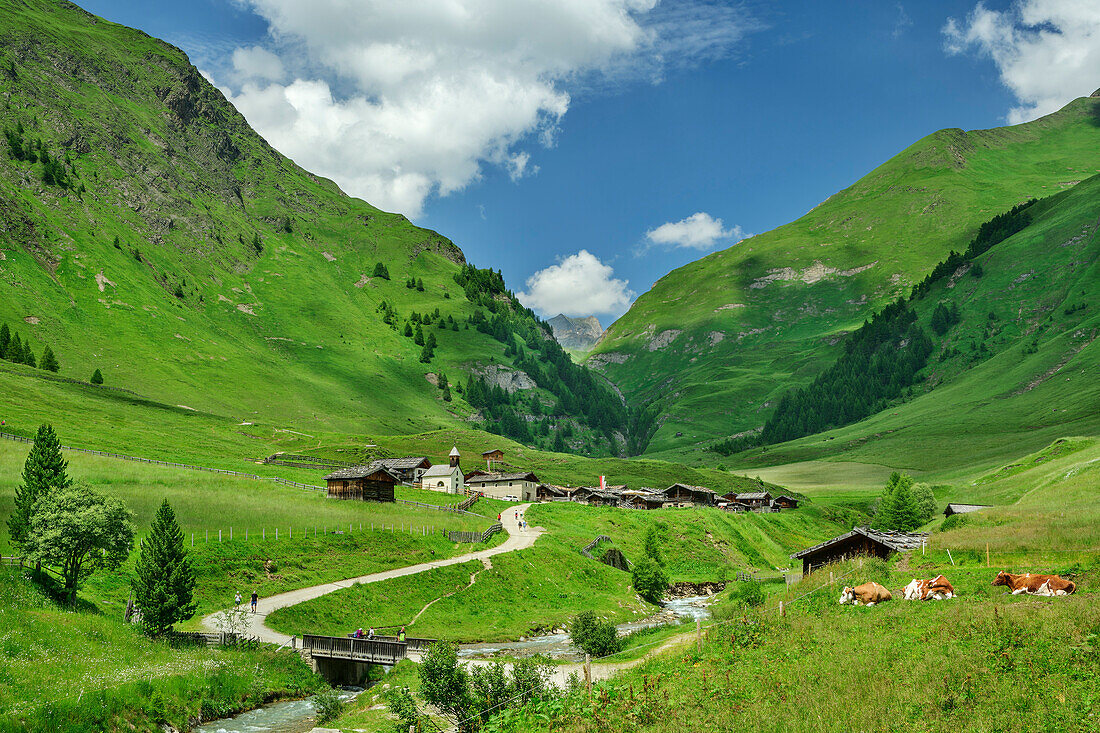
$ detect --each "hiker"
[353,628,364,638]
[250,590,258,613]
[398,626,406,642]
[234,591,242,607]
[368,627,375,639]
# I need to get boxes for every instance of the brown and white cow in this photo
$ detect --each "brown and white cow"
[991,571,1076,596]
[903,574,956,601]
[839,582,892,606]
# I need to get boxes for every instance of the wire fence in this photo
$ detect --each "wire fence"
[0,431,485,516]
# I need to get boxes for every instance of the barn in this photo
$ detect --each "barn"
[789,526,928,575]
[944,503,991,517]
[663,484,718,507]
[772,495,799,510]
[324,462,400,502]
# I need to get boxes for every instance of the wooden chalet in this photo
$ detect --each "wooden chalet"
[789,526,928,575]
[735,491,772,508]
[719,501,749,513]
[944,503,991,517]
[772,495,799,510]
[627,492,666,510]
[324,462,400,502]
[482,448,505,461]
[536,484,569,502]
[663,484,718,507]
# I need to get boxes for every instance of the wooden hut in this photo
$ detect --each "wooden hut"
[536,484,569,502]
[772,495,799,510]
[324,462,399,502]
[376,456,432,483]
[663,484,718,507]
[789,527,928,575]
[944,503,990,517]
[735,491,772,509]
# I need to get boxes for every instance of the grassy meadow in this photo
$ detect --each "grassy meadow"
[490,558,1100,732]
[0,569,322,732]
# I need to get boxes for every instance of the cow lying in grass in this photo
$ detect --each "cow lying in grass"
[992,571,1076,596]
[838,582,892,606]
[903,575,956,601]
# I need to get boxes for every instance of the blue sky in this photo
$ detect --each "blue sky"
[82,0,1100,324]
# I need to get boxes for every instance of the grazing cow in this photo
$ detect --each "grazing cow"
[903,575,956,601]
[991,571,1076,596]
[839,582,892,606]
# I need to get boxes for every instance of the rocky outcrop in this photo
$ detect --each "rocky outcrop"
[547,313,604,350]
[472,364,536,393]
[667,581,726,598]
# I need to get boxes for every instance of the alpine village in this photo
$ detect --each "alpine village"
[0,1,1098,732]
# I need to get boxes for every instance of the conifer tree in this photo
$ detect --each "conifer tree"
[133,499,197,636]
[403,322,413,338]
[0,322,9,357]
[442,384,452,402]
[416,278,425,291]
[90,368,104,385]
[23,342,35,368]
[40,345,59,372]
[419,343,433,363]
[8,424,71,551]
[426,332,437,350]
[7,333,22,364]
[414,324,425,346]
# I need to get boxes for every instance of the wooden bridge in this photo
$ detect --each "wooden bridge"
[301,633,437,682]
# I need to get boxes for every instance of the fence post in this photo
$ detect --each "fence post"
[779,601,785,617]
[206,529,209,543]
[219,529,222,543]
[263,528,265,540]
[986,542,990,568]
[276,528,278,540]
[191,533,194,547]
[246,528,248,540]
[230,527,233,541]
[585,654,591,700]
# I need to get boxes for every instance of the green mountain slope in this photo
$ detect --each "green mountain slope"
[590,95,1100,453]
[0,0,621,451]
[717,172,1100,477]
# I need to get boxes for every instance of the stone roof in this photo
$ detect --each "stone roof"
[466,471,539,484]
[790,526,928,559]
[944,503,991,514]
[324,461,401,481]
[378,456,431,470]
[736,491,771,501]
[422,464,460,478]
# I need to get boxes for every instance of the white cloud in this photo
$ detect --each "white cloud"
[211,0,757,218]
[517,250,635,318]
[230,46,285,83]
[944,0,1100,124]
[644,212,746,251]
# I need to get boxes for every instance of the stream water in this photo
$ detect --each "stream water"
[195,596,713,731]
[456,594,714,662]
[193,688,361,733]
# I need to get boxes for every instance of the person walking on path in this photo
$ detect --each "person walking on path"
[234,591,242,607]
[250,590,258,613]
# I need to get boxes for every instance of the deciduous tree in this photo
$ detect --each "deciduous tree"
[25,484,134,603]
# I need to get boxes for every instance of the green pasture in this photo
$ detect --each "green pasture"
[0,569,322,732]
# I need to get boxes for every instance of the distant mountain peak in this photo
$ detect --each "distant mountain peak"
[548,314,604,350]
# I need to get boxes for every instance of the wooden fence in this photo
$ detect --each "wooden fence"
[166,631,253,648]
[447,521,501,544]
[579,535,612,560]
[0,433,487,516]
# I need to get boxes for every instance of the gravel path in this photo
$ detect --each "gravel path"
[202,504,542,645]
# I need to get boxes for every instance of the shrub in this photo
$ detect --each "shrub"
[940,514,969,532]
[569,611,621,657]
[313,687,344,723]
[90,368,103,384]
[733,580,765,608]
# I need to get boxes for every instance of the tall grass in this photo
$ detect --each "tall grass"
[0,570,322,732]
